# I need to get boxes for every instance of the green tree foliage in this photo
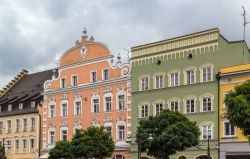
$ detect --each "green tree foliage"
[137,109,200,159]
[71,126,115,159]
[48,141,72,159]
[225,80,250,136]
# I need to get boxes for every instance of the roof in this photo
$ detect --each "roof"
[0,70,53,117]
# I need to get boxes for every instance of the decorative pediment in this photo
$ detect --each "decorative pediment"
[60,119,68,126]
[117,86,125,92]
[91,90,99,96]
[103,116,112,123]
[61,94,68,100]
[91,119,100,127]
[104,87,112,94]
[117,117,125,122]
[74,92,82,100]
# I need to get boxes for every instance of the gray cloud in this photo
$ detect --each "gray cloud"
[0,0,250,88]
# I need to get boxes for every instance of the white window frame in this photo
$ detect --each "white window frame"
[0,121,3,134]
[104,122,113,134]
[183,67,197,85]
[23,118,27,132]
[30,117,35,131]
[14,138,20,153]
[48,128,56,145]
[15,118,20,132]
[138,103,150,118]
[6,120,11,133]
[223,120,236,137]
[200,94,214,112]
[60,127,68,141]
[102,68,109,80]
[183,96,197,114]
[22,138,27,153]
[48,102,56,118]
[200,121,214,140]
[153,100,165,116]
[90,70,97,82]
[61,101,68,117]
[199,63,214,82]
[116,90,126,111]
[91,95,100,113]
[31,101,36,108]
[8,104,12,111]
[167,97,181,112]
[60,77,66,88]
[116,121,126,141]
[168,70,181,87]
[6,139,11,152]
[154,73,164,89]
[74,99,82,116]
[29,137,35,152]
[19,103,23,110]
[139,75,150,91]
[223,92,229,108]
[71,75,78,87]
[104,93,112,112]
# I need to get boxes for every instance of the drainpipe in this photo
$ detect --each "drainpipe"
[38,113,41,157]
[216,72,221,159]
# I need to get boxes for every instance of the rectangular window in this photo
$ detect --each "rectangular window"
[105,97,112,112]
[61,130,67,141]
[224,121,235,136]
[31,117,35,131]
[19,103,23,110]
[141,105,149,118]
[141,77,149,91]
[105,126,112,134]
[50,131,55,144]
[170,72,179,87]
[8,104,12,111]
[186,70,195,84]
[155,75,163,89]
[15,119,20,132]
[223,93,228,108]
[62,103,68,117]
[72,75,78,86]
[7,120,11,133]
[103,69,109,80]
[23,118,27,132]
[170,101,179,112]
[155,103,163,115]
[202,97,212,112]
[202,67,211,82]
[75,101,82,115]
[50,105,55,118]
[118,95,125,110]
[118,125,125,140]
[60,78,66,88]
[22,139,27,152]
[0,121,2,134]
[186,99,195,113]
[91,71,97,82]
[93,99,100,113]
[15,140,19,153]
[30,138,35,151]
[6,140,11,152]
[202,125,212,139]
[31,101,35,108]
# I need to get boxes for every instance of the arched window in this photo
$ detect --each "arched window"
[116,90,126,110]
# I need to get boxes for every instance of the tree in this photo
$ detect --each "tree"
[225,80,250,136]
[71,126,115,159]
[137,109,200,159]
[48,141,72,159]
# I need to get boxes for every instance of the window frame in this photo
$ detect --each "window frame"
[102,68,109,80]
[91,95,100,113]
[139,75,150,91]
[71,75,78,87]
[199,63,214,83]
[223,120,236,137]
[183,96,197,114]
[139,103,150,118]
[90,70,97,82]
[168,97,181,112]
[183,67,197,85]
[154,73,164,89]
[60,77,66,88]
[104,94,112,112]
[61,101,68,117]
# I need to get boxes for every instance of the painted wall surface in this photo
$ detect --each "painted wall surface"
[0,113,40,159]
[131,29,250,159]
[42,36,132,158]
[219,64,250,141]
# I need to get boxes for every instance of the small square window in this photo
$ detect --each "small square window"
[72,76,78,87]
[19,103,23,110]
[8,104,12,111]
[103,69,109,80]
[91,71,97,82]
[31,101,35,108]
[61,78,66,88]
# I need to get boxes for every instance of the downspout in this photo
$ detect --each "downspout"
[216,72,221,159]
[38,113,41,157]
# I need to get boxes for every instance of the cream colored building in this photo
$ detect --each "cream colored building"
[0,70,52,159]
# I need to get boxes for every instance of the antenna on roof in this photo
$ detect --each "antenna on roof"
[242,6,249,54]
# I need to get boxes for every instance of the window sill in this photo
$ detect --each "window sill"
[116,109,126,112]
[199,111,215,114]
[184,112,197,115]
[222,136,237,139]
[74,114,82,117]
[91,112,101,114]
[104,111,112,113]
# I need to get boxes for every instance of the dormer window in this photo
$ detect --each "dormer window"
[8,104,12,111]
[0,106,1,112]
[19,103,23,110]
[31,101,35,108]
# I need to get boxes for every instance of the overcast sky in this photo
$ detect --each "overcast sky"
[0,0,250,89]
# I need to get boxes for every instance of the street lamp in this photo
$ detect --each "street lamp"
[137,126,154,159]
[207,138,211,159]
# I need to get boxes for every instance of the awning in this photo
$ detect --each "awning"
[38,153,49,159]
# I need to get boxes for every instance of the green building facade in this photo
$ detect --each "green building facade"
[130,28,250,159]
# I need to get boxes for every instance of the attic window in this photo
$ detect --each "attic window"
[19,103,23,110]
[8,104,12,111]
[80,47,87,56]
[0,106,1,112]
[31,101,36,108]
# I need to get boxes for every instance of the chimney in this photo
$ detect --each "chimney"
[81,27,88,44]
[89,36,94,43]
